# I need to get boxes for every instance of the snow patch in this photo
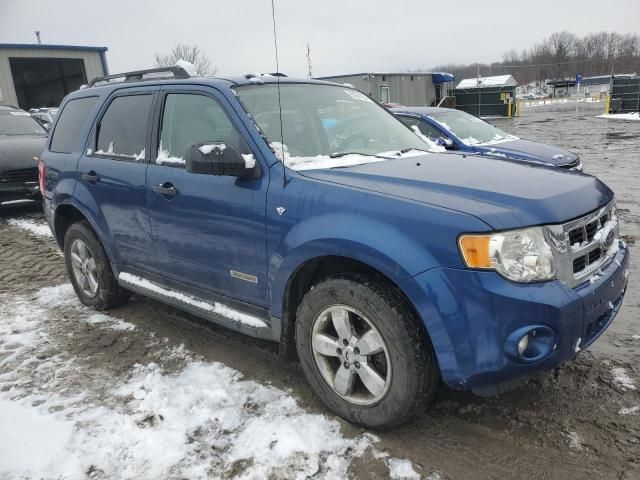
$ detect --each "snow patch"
[242,153,256,168]
[156,141,186,166]
[596,112,640,121]
[562,431,583,451]
[7,218,52,238]
[388,458,421,479]
[618,405,640,416]
[175,59,197,76]
[198,143,226,154]
[612,367,636,391]
[119,272,268,328]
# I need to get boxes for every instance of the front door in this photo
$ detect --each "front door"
[145,87,269,307]
[76,88,156,268]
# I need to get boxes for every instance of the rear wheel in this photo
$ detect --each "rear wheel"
[295,274,438,429]
[64,221,130,310]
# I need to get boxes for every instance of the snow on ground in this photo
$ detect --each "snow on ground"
[0,283,416,479]
[596,112,640,121]
[612,367,637,391]
[7,218,52,237]
[388,458,421,479]
[618,405,640,416]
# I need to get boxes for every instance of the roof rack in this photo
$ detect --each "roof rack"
[86,66,191,88]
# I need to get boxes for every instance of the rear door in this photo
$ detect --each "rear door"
[145,85,269,306]
[75,87,157,268]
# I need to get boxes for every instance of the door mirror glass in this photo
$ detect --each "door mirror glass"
[185,142,256,177]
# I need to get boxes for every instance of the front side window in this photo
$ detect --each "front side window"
[428,110,517,146]
[157,93,251,167]
[0,111,47,137]
[236,84,437,170]
[50,97,98,153]
[95,95,152,160]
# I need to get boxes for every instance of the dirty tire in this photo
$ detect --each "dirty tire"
[295,274,438,429]
[64,221,130,310]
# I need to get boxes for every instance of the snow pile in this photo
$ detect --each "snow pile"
[242,153,256,168]
[1,284,408,479]
[7,218,52,237]
[596,112,640,121]
[612,367,636,391]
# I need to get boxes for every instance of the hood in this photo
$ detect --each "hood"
[298,153,612,230]
[473,138,578,167]
[0,135,47,171]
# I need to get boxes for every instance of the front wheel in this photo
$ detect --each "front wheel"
[295,274,438,429]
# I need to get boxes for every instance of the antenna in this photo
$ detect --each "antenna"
[35,31,42,44]
[271,0,288,187]
[306,44,313,79]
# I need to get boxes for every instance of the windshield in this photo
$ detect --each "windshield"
[0,112,48,136]
[235,83,438,170]
[429,110,516,146]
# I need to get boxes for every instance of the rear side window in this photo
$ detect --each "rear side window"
[50,97,98,154]
[95,95,153,160]
[399,116,442,141]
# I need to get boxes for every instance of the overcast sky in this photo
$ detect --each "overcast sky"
[2,0,639,77]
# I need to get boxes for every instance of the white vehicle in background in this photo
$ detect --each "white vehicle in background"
[29,108,58,130]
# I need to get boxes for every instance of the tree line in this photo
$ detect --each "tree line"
[429,31,640,85]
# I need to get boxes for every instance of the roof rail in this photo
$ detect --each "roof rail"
[86,66,190,88]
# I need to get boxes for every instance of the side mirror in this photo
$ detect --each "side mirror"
[436,137,456,150]
[185,142,257,177]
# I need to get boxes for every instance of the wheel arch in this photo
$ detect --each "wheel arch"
[277,254,434,363]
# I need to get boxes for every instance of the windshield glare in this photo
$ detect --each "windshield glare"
[0,113,48,136]
[429,110,514,145]
[235,84,436,169]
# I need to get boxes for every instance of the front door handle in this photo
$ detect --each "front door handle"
[81,171,98,183]
[152,182,178,197]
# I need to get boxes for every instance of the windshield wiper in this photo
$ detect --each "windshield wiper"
[400,147,431,154]
[329,151,376,158]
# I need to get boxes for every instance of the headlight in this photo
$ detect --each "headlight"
[458,227,556,282]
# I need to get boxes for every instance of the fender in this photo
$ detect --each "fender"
[268,213,437,318]
[52,193,119,265]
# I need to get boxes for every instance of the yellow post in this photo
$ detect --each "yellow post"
[507,99,512,118]
[605,94,611,114]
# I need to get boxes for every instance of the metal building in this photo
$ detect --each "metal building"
[0,43,109,110]
[547,74,636,99]
[315,72,455,107]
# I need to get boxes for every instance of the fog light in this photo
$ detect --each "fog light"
[517,335,530,356]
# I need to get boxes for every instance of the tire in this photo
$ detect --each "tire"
[295,274,438,429]
[63,221,130,310]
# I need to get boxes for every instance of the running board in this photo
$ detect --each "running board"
[118,272,274,341]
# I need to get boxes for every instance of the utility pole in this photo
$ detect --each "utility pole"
[35,31,41,44]
[306,44,312,79]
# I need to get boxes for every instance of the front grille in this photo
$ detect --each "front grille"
[0,167,38,183]
[548,200,619,288]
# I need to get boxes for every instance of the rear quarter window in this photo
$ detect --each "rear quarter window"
[50,97,99,154]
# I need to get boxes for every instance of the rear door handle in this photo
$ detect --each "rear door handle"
[81,171,98,183]
[152,183,178,197]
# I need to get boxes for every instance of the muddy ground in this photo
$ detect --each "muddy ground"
[1,102,638,479]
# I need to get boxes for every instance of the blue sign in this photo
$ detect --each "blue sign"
[576,74,582,84]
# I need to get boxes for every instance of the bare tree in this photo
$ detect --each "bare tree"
[154,43,216,76]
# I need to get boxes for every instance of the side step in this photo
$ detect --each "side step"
[118,272,274,341]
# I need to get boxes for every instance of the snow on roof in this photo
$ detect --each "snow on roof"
[456,75,517,89]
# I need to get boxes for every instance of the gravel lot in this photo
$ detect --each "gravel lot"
[1,102,638,479]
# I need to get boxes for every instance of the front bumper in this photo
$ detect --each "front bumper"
[401,240,629,391]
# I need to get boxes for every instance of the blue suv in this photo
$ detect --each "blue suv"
[40,67,629,428]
